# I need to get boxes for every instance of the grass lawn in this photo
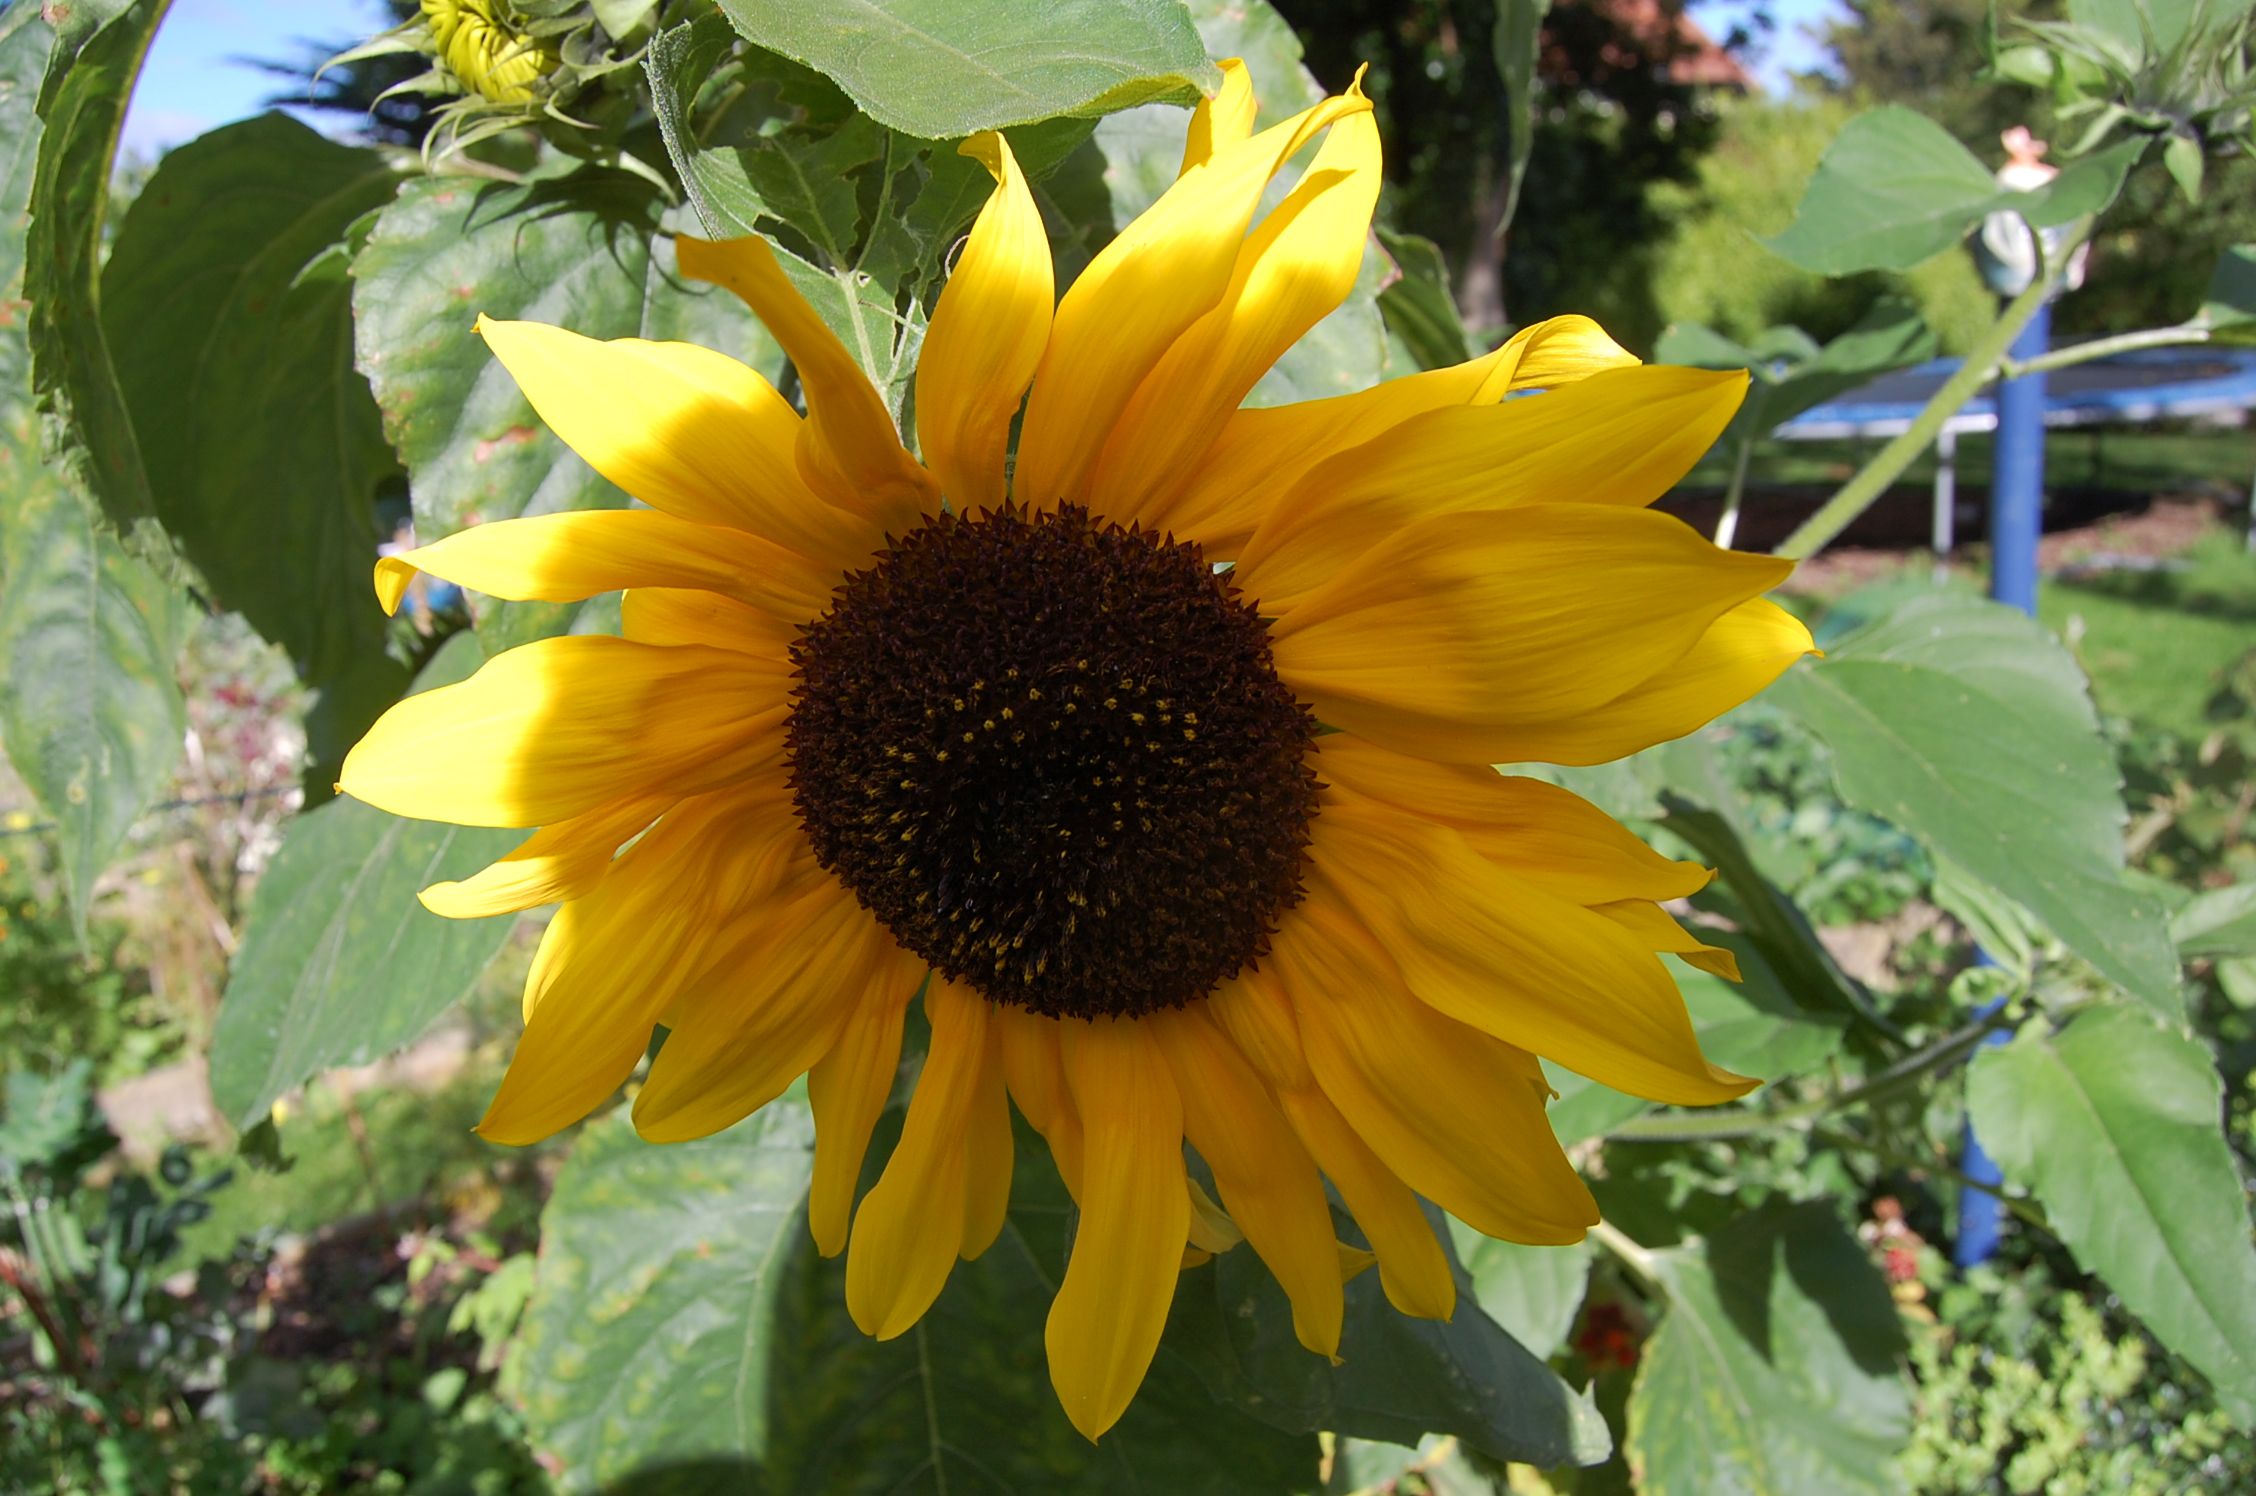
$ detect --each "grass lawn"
[2043,529,2256,738]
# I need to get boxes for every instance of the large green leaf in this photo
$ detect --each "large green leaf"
[22,0,169,556]
[102,114,404,755]
[1766,107,2143,274]
[1447,1225,1588,1364]
[2200,243,2256,343]
[0,12,54,402]
[1373,227,1474,374]
[0,423,185,934]
[512,1103,1318,1493]
[1165,1210,1611,1466]
[1767,593,2180,1017]
[1966,1005,2256,1422]
[1656,297,1936,447]
[349,174,781,652]
[710,0,1218,139]
[1626,1202,1910,1496]
[1491,0,1550,240]
[207,634,520,1128]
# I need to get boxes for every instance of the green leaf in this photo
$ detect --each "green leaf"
[1374,226,1474,373]
[1767,593,2181,1018]
[101,115,404,744]
[207,634,520,1128]
[2200,243,2256,342]
[1491,0,1550,240]
[0,13,54,403]
[349,174,781,652]
[1966,1005,2256,1422]
[0,426,185,933]
[1166,1209,1612,1466]
[710,0,1219,139]
[22,0,170,556]
[1626,1202,1911,1496]
[513,1103,1318,1492]
[1447,1224,1588,1364]
[2173,882,2256,958]
[1767,106,2142,273]
[1660,298,1937,446]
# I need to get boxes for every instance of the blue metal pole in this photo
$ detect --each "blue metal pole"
[1955,299,2052,1269]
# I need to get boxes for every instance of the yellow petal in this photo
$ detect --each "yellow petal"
[1140,313,1636,552]
[1154,1006,1343,1358]
[997,1007,1084,1199]
[1593,900,1743,982]
[632,882,916,1143]
[915,133,1053,509]
[416,792,671,919]
[1234,365,1749,610]
[1271,1066,1456,1320]
[374,508,836,624]
[673,233,938,530]
[1268,505,1793,765]
[620,586,805,659]
[1013,89,1372,508]
[1045,1016,1188,1443]
[1090,86,1382,520]
[1490,597,1820,766]
[474,317,884,569]
[1206,970,1315,1093]
[339,635,786,828]
[1313,738,1709,904]
[476,789,803,1144]
[1270,897,1598,1244]
[1178,58,1255,174]
[845,979,994,1339]
[958,1006,1015,1260]
[1310,790,1756,1106]
[807,977,915,1258]
[1186,1176,1244,1254]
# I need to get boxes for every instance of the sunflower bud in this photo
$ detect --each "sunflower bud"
[420,0,557,105]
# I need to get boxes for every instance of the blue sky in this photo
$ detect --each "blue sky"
[119,0,1845,159]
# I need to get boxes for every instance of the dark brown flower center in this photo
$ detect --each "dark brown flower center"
[787,504,1319,1020]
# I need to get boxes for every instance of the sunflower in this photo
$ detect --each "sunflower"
[341,62,1813,1441]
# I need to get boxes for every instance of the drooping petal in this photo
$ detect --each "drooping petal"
[1268,505,1792,764]
[915,132,1053,510]
[475,317,884,568]
[1213,973,1454,1317]
[340,635,787,827]
[1178,58,1255,175]
[1489,598,1819,766]
[845,980,996,1339]
[674,234,938,530]
[1267,893,1598,1243]
[631,880,918,1143]
[416,792,671,919]
[997,1006,1084,1198]
[1141,313,1636,552]
[958,1015,1016,1260]
[1593,900,1743,981]
[1089,84,1382,520]
[1312,738,1710,905]
[1045,1016,1188,1443]
[1234,365,1748,610]
[374,508,836,624]
[806,976,917,1257]
[1013,89,1372,508]
[1310,790,1756,1106]
[476,789,803,1144]
[1153,1006,1343,1358]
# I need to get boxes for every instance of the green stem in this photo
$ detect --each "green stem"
[1774,225,2088,562]
[1715,435,1755,549]
[1588,1220,1666,1294]
[2000,322,2212,378]
[1606,1008,2013,1143]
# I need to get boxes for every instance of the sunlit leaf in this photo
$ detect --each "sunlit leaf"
[1768,593,2181,1017]
[1967,1005,2256,1422]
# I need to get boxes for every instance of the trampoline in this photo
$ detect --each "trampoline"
[1774,344,2256,554]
